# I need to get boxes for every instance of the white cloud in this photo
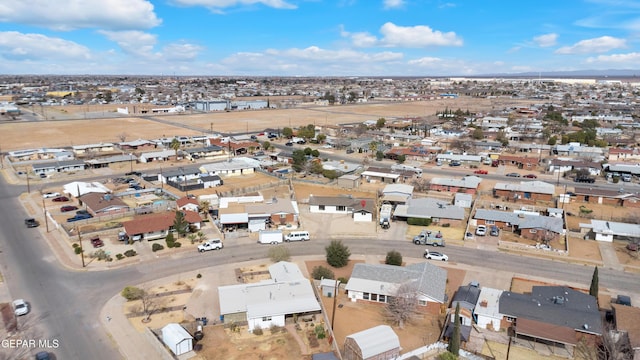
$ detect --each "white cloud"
[163,43,204,61]
[171,0,296,11]
[533,33,558,47]
[346,22,462,48]
[383,0,405,9]
[99,30,159,58]
[0,0,161,31]
[555,36,626,54]
[0,31,92,61]
[586,52,640,64]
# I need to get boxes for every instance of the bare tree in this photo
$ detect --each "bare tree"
[117,132,128,142]
[138,289,160,323]
[575,325,633,360]
[385,282,419,329]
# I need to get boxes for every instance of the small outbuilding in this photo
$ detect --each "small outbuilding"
[161,323,193,356]
[343,325,400,360]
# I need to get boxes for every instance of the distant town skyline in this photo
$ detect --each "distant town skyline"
[1,0,640,77]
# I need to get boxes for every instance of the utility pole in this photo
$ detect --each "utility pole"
[76,227,85,267]
[330,280,341,330]
[26,172,30,193]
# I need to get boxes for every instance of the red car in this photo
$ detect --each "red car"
[90,237,104,248]
[52,196,69,202]
[60,205,78,212]
[523,174,538,179]
[473,169,488,175]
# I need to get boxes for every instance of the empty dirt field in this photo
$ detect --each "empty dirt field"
[0,97,533,151]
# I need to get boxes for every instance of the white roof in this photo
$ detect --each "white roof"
[63,181,110,197]
[382,183,414,195]
[346,325,400,358]
[219,213,248,224]
[431,176,482,188]
[474,287,504,320]
[586,220,640,237]
[161,323,192,345]
[269,261,304,282]
[494,180,555,195]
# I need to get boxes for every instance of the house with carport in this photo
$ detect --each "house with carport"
[473,209,565,241]
[429,176,482,195]
[122,210,202,241]
[218,261,321,332]
[308,195,376,222]
[380,183,413,205]
[360,167,401,184]
[78,193,130,217]
[393,197,466,227]
[579,219,640,243]
[573,186,640,207]
[345,262,447,314]
[493,181,555,203]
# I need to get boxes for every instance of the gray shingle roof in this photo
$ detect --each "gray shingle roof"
[499,286,602,335]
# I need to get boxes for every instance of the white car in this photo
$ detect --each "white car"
[12,299,29,316]
[475,225,487,236]
[198,239,223,252]
[321,144,333,149]
[42,192,61,199]
[424,250,449,261]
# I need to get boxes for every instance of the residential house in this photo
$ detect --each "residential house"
[78,193,130,217]
[610,303,640,359]
[443,284,481,342]
[118,139,157,152]
[200,157,257,177]
[308,195,375,222]
[360,167,401,184]
[345,262,447,314]
[608,148,640,162]
[473,209,564,241]
[122,210,202,241]
[552,143,605,161]
[579,219,640,243]
[573,186,640,207]
[380,183,414,205]
[85,154,137,169]
[435,154,483,166]
[499,286,602,353]
[454,193,473,208]
[337,174,361,189]
[138,149,176,163]
[183,145,225,160]
[343,325,400,360]
[32,160,86,176]
[393,198,466,227]
[246,198,299,228]
[496,155,539,169]
[493,181,555,203]
[218,262,321,332]
[176,196,199,213]
[71,142,116,156]
[429,176,482,195]
[548,159,602,176]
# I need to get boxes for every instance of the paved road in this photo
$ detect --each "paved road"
[1,175,640,358]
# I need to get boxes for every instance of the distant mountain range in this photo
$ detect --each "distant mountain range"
[477,69,640,79]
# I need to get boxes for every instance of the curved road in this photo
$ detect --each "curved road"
[1,174,639,358]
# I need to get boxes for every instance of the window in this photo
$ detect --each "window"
[319,205,325,211]
[363,293,369,300]
[530,229,537,233]
[485,220,495,225]
[505,316,515,322]
[379,295,386,303]
[279,214,286,219]
[371,294,378,301]
[418,300,427,306]
[262,316,272,321]
[336,205,346,211]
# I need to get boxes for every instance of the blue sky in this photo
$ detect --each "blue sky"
[1,0,640,76]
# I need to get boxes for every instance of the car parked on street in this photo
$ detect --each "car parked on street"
[505,173,521,177]
[523,174,538,179]
[12,299,29,316]
[449,161,462,167]
[52,196,69,202]
[424,250,448,261]
[198,239,223,252]
[473,169,488,174]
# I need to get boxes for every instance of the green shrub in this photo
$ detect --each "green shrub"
[74,247,83,255]
[152,243,164,252]
[196,273,202,279]
[314,325,326,339]
[166,233,175,248]
[442,223,451,227]
[72,243,79,248]
[116,253,124,260]
[121,286,144,301]
[124,249,137,257]
[325,240,350,268]
[385,250,403,266]
[337,276,349,284]
[311,266,335,280]
[438,351,458,360]
[407,218,432,226]
[173,242,182,248]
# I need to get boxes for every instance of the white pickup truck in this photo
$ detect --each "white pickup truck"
[198,239,223,252]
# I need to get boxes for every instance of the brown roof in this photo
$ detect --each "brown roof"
[176,197,199,208]
[123,210,202,235]
[612,304,640,349]
[515,317,578,345]
[79,192,129,213]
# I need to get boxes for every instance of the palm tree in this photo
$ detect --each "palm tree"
[169,138,181,160]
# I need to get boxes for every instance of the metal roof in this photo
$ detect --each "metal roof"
[346,325,399,359]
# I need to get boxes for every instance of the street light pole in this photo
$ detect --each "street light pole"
[129,153,134,173]
[42,199,49,232]
[76,226,85,268]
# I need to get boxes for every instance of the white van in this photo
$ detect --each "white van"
[284,231,310,242]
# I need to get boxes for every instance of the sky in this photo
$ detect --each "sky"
[1,0,640,76]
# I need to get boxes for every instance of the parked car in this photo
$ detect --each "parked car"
[198,239,223,252]
[285,142,294,146]
[473,169,488,175]
[35,351,52,360]
[523,174,538,179]
[90,237,104,248]
[12,299,29,316]
[424,250,448,261]
[346,149,355,154]
[449,161,462,167]
[490,226,500,236]
[42,192,61,199]
[60,205,78,212]
[125,171,142,176]
[66,213,93,222]
[24,218,40,228]
[118,231,129,242]
[505,173,521,177]
[52,196,69,202]
[476,225,487,236]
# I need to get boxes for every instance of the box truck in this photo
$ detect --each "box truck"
[258,230,283,245]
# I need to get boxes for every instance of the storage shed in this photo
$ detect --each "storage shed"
[161,323,193,356]
[343,325,400,360]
